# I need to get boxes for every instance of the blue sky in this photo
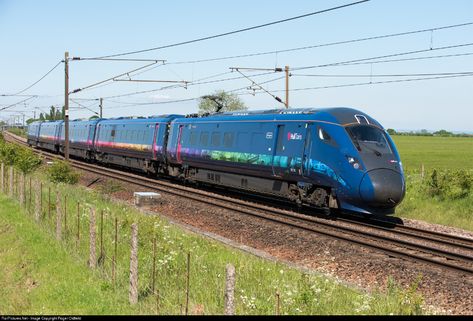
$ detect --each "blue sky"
[1,0,472,131]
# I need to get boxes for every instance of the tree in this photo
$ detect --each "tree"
[433,129,453,137]
[386,128,397,135]
[198,90,246,115]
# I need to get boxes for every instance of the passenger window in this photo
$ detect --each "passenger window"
[189,131,198,146]
[237,132,249,147]
[211,132,221,147]
[223,132,234,148]
[276,125,286,152]
[200,132,209,146]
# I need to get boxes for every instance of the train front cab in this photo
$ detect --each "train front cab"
[301,115,405,215]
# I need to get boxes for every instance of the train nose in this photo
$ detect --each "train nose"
[359,169,405,208]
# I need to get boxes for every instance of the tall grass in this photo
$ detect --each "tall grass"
[0,164,427,315]
[396,169,473,232]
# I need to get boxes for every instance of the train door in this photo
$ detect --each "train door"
[271,123,306,177]
[302,123,313,178]
[176,125,184,163]
[152,123,160,160]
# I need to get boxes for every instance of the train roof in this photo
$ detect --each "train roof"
[97,114,184,125]
[177,107,383,128]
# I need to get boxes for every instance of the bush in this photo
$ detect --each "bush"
[47,160,79,184]
[424,169,472,200]
[0,141,42,173]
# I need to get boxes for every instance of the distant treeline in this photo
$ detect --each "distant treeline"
[387,129,473,138]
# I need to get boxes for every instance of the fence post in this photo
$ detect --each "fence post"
[113,217,118,286]
[76,202,80,248]
[152,237,157,294]
[40,182,43,219]
[275,291,280,315]
[89,207,97,269]
[1,162,4,194]
[64,195,67,237]
[421,163,425,178]
[56,190,62,240]
[29,177,32,212]
[48,186,51,219]
[99,210,104,266]
[224,264,236,315]
[185,252,190,315]
[34,180,41,222]
[20,173,25,207]
[9,166,13,198]
[129,223,138,305]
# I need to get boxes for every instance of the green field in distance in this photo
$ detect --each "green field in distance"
[391,135,473,171]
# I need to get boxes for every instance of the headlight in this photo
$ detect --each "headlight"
[346,156,363,171]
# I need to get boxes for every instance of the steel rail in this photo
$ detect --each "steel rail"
[6,131,473,276]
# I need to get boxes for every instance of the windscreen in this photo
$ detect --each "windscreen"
[345,125,392,155]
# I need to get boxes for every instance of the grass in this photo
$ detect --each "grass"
[0,194,139,314]
[7,127,27,139]
[395,170,473,232]
[391,135,473,231]
[0,166,426,315]
[392,135,473,171]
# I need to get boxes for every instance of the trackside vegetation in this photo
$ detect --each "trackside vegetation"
[391,135,473,230]
[0,143,427,315]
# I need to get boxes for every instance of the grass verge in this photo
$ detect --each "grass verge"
[0,167,426,315]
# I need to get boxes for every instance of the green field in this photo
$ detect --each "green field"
[392,135,473,171]
[391,135,473,230]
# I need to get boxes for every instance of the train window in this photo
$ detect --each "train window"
[318,128,331,141]
[345,125,392,154]
[223,132,234,148]
[276,125,286,152]
[190,131,198,146]
[211,132,221,147]
[200,132,209,146]
[237,132,249,147]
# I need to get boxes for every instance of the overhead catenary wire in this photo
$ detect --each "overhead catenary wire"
[292,42,473,71]
[291,71,473,78]
[234,73,473,95]
[0,96,38,111]
[70,61,162,94]
[85,0,371,59]
[167,22,473,66]
[9,60,62,96]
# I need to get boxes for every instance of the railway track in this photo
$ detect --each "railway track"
[5,131,473,277]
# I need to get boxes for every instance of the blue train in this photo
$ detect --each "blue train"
[27,107,405,215]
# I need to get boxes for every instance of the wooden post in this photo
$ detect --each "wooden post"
[1,162,4,194]
[8,166,13,198]
[224,264,236,315]
[113,217,118,286]
[275,291,280,315]
[40,182,43,219]
[64,195,67,237]
[129,223,138,305]
[99,210,104,266]
[76,202,80,248]
[34,180,41,222]
[48,186,51,219]
[152,237,157,294]
[421,163,425,178]
[185,252,190,315]
[19,172,24,207]
[56,190,62,240]
[89,207,97,269]
[29,177,32,211]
